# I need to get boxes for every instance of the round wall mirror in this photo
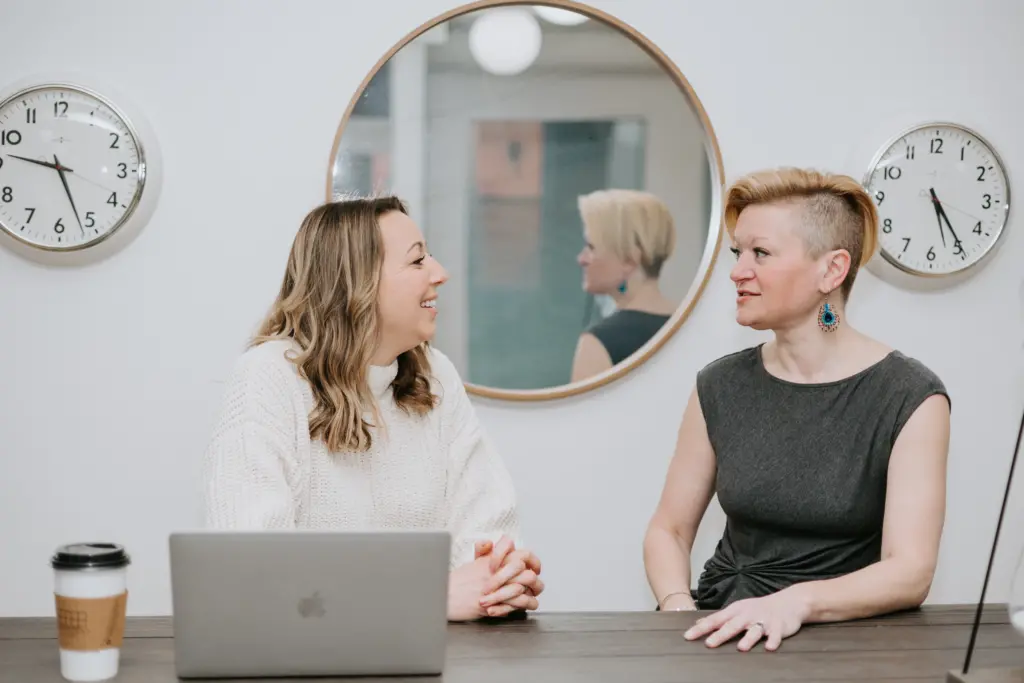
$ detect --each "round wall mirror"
[327,0,724,400]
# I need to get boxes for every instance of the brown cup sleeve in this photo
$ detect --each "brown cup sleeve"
[54,591,128,651]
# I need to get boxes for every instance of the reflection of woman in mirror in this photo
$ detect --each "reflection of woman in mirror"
[571,189,677,382]
[203,196,543,621]
[643,169,950,652]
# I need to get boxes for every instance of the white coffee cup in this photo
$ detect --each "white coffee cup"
[51,543,131,682]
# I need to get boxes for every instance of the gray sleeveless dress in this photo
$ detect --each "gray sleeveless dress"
[692,344,949,610]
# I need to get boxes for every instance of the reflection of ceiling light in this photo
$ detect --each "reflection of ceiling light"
[468,8,542,76]
[533,5,589,25]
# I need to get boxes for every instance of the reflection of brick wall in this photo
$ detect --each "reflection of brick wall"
[473,121,544,289]
[474,122,543,198]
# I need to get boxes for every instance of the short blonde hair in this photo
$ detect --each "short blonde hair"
[724,168,878,300]
[578,189,675,278]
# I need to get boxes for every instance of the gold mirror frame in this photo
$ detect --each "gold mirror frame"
[326,0,725,402]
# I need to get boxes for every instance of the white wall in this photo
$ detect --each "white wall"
[1,0,1022,617]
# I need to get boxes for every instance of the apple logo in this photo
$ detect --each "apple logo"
[297,591,326,619]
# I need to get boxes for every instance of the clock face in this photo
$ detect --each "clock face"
[864,123,1010,276]
[0,84,146,251]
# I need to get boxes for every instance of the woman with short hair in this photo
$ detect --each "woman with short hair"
[572,189,678,381]
[644,168,950,651]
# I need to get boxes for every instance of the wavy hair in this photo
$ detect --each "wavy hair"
[252,196,436,452]
[724,167,879,300]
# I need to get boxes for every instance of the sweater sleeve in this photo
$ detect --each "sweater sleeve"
[202,345,307,530]
[432,350,522,568]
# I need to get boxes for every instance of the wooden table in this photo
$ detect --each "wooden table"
[1,605,1022,682]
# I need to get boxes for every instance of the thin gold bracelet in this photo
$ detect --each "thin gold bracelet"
[657,591,691,610]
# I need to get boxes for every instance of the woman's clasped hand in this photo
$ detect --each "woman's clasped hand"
[447,535,544,621]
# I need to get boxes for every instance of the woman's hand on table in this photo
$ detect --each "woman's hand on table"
[683,590,809,652]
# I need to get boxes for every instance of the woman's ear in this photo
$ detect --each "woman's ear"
[821,249,852,294]
[624,248,643,276]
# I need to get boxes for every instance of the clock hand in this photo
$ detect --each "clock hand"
[929,188,965,260]
[67,170,116,195]
[933,193,964,256]
[6,154,61,171]
[935,198,983,223]
[53,155,84,235]
[927,187,947,248]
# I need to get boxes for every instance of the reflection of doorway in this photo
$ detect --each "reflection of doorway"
[467,119,646,390]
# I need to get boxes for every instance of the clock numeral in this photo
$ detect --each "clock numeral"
[954,239,966,260]
[930,138,943,154]
[882,218,892,233]
[973,221,983,235]
[24,207,35,224]
[109,132,119,149]
[0,130,22,146]
[883,166,902,180]
[107,192,117,207]
[25,108,37,124]
[54,101,69,118]
[54,218,65,234]
[117,162,127,179]
[1,186,12,203]
[85,212,95,228]
[0,157,4,170]
[982,194,992,209]
[874,190,885,205]
[905,146,915,160]
[901,237,911,253]
[977,166,987,182]
[927,246,936,261]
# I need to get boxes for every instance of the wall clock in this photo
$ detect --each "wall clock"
[863,122,1010,277]
[0,80,160,262]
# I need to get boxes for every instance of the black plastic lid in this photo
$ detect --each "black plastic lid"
[51,543,130,570]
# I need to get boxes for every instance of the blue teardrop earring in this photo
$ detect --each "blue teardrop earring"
[818,292,840,332]
[618,281,627,294]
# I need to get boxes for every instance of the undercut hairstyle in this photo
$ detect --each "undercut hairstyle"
[723,167,879,300]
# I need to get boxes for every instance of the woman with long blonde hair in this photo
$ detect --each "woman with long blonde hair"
[203,196,543,621]
[644,168,950,651]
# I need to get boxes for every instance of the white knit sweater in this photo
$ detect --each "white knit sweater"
[202,339,521,569]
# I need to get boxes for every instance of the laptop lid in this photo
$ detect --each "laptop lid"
[169,529,450,678]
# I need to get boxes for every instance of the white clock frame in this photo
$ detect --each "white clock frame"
[0,74,162,266]
[862,120,1010,283]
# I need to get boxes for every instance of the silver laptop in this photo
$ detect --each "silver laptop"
[168,530,450,678]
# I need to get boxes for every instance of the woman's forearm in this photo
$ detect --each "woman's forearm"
[643,525,695,607]
[783,557,934,624]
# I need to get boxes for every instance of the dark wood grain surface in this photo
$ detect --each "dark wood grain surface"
[1,605,1021,682]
